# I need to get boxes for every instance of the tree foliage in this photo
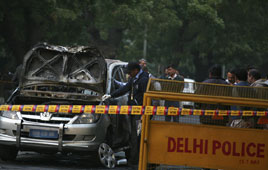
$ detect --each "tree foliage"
[0,0,267,81]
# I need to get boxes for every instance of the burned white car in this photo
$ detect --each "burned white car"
[0,43,131,168]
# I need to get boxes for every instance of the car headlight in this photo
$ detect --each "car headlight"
[0,111,19,120]
[74,114,100,124]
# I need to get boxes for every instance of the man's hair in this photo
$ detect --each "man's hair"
[246,65,255,72]
[139,58,147,63]
[248,69,261,80]
[209,64,222,77]
[227,68,236,74]
[234,68,248,81]
[126,62,141,73]
[167,64,177,70]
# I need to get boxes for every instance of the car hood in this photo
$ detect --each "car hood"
[19,43,107,101]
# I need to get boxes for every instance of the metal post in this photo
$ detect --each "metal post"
[143,24,148,59]
[139,93,151,170]
[16,120,22,148]
[58,123,64,152]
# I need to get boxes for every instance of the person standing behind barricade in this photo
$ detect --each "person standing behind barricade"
[102,62,149,167]
[160,66,169,79]
[248,69,267,87]
[226,69,236,85]
[229,68,253,128]
[139,58,155,78]
[248,69,268,101]
[163,64,184,122]
[247,69,268,129]
[139,58,147,69]
[196,64,230,126]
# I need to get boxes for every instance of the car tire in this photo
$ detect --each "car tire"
[98,143,116,168]
[0,145,18,161]
[97,127,116,169]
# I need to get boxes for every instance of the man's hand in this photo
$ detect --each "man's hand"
[102,94,111,101]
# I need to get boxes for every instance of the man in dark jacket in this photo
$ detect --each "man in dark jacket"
[230,68,255,128]
[196,64,230,126]
[102,62,149,105]
[163,65,184,122]
[102,62,149,166]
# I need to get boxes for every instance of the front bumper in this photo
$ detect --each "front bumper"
[0,116,106,152]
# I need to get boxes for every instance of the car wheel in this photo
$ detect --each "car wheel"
[98,143,116,168]
[0,145,18,161]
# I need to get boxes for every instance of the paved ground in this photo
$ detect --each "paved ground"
[0,151,132,170]
[0,151,204,170]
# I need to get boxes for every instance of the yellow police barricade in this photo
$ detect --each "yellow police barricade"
[0,104,267,170]
[139,78,268,170]
[1,79,268,169]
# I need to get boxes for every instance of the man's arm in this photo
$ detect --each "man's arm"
[114,79,127,88]
[111,80,132,98]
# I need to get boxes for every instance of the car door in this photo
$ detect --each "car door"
[108,63,130,147]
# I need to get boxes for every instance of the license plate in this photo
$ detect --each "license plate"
[29,129,58,139]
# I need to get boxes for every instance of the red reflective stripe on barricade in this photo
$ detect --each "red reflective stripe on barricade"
[114,106,119,114]
[68,105,73,113]
[128,106,131,115]
[20,105,24,112]
[105,105,108,114]
[92,105,96,114]
[164,107,167,116]
[8,105,12,111]
[45,105,48,112]
[178,108,182,115]
[153,106,156,115]
[56,105,59,113]
[32,105,36,112]
[80,105,84,114]
[253,111,257,116]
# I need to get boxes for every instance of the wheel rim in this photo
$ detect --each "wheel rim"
[98,143,116,168]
